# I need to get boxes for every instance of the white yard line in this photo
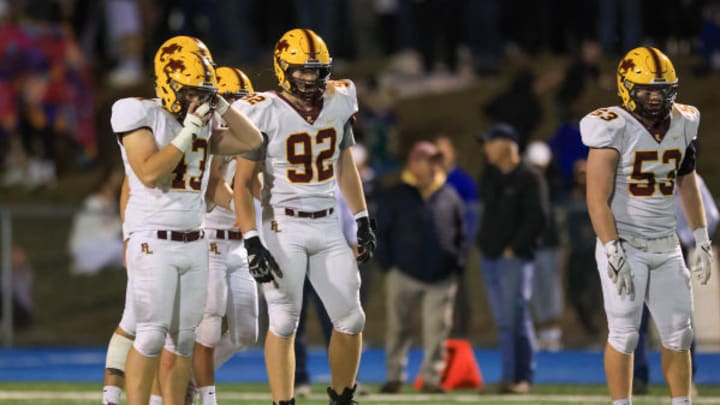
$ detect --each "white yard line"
[2,391,720,403]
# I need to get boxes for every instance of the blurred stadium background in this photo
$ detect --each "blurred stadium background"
[2,0,720,401]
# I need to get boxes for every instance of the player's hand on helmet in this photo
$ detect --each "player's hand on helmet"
[604,239,634,297]
[172,101,213,153]
[211,93,231,116]
[244,234,282,284]
[692,227,713,285]
[356,216,377,264]
[186,101,213,127]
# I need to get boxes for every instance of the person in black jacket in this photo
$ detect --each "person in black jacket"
[376,141,466,394]
[477,123,549,394]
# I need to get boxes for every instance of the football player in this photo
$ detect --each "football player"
[581,47,712,405]
[231,28,376,405]
[111,35,262,405]
[190,66,259,405]
[102,35,218,405]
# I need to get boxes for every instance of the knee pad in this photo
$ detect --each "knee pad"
[105,333,134,372]
[661,325,694,351]
[133,326,166,357]
[174,329,196,357]
[333,308,366,335]
[607,328,639,354]
[195,314,222,348]
[268,309,300,339]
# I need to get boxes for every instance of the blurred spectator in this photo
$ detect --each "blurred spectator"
[524,141,564,352]
[483,70,543,149]
[356,76,400,175]
[0,0,96,184]
[434,134,478,337]
[697,2,720,75]
[376,141,465,394]
[555,40,603,124]
[548,121,589,191]
[73,0,144,87]
[0,244,34,330]
[410,0,463,74]
[597,0,641,55]
[464,0,502,75]
[476,124,548,394]
[632,173,719,396]
[68,167,124,275]
[563,159,603,339]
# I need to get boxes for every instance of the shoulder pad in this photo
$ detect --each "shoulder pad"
[673,103,700,122]
[580,106,627,149]
[111,97,152,134]
[326,79,356,96]
[326,79,358,115]
[673,103,700,142]
[231,92,274,131]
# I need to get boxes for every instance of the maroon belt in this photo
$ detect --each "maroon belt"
[215,230,243,240]
[156,230,204,242]
[284,207,334,219]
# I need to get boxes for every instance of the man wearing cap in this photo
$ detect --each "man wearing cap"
[477,123,549,394]
[375,140,466,394]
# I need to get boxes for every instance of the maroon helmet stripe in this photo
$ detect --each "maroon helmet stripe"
[302,29,316,59]
[233,69,245,90]
[645,47,663,79]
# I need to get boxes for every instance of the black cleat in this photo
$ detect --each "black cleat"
[327,384,358,405]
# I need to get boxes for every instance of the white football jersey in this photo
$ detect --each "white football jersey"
[111,98,213,235]
[232,80,358,212]
[580,104,700,239]
[203,155,237,230]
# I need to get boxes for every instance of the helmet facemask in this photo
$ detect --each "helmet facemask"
[170,81,217,122]
[624,79,678,121]
[285,65,331,103]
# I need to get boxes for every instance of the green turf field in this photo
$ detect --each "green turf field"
[2,383,720,404]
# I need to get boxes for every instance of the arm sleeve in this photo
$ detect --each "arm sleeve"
[677,141,696,176]
[339,119,356,150]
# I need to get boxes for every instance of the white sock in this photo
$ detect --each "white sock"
[149,394,163,405]
[101,385,121,405]
[612,399,631,405]
[199,385,218,405]
[671,397,691,405]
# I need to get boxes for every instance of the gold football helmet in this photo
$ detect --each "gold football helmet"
[273,28,331,101]
[154,36,217,115]
[215,67,254,101]
[617,47,678,120]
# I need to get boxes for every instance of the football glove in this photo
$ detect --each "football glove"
[244,236,282,284]
[692,227,713,285]
[604,239,634,297]
[356,216,377,264]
